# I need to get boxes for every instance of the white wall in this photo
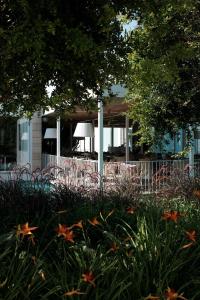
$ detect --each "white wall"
[76,127,126,152]
[17,118,30,166]
[17,112,42,170]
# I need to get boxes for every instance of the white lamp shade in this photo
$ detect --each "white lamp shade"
[44,128,57,139]
[21,132,28,140]
[73,122,94,137]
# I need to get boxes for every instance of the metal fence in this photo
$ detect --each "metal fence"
[0,155,16,171]
[42,154,200,192]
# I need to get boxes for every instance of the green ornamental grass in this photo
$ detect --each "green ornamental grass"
[0,178,200,299]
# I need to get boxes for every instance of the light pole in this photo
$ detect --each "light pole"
[98,97,104,189]
[189,127,195,177]
[56,117,61,166]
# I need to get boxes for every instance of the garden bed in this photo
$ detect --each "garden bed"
[0,178,200,299]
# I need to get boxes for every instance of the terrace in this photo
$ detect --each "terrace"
[41,153,200,193]
[39,92,200,193]
[1,100,200,193]
[1,89,200,192]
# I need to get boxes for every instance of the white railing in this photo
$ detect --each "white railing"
[0,171,14,181]
[103,159,193,193]
[0,155,16,171]
[42,154,200,192]
[42,154,98,188]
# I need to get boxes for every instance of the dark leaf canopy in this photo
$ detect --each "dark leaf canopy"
[0,0,137,115]
[127,0,200,143]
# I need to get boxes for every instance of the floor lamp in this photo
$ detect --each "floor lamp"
[73,122,94,153]
[44,128,57,154]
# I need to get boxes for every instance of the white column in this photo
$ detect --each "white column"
[28,119,32,170]
[189,127,195,177]
[120,127,124,145]
[125,115,129,162]
[70,123,73,152]
[98,97,104,189]
[91,120,95,153]
[30,113,42,170]
[111,126,114,153]
[56,117,61,166]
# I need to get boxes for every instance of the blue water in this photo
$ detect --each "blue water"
[19,180,55,193]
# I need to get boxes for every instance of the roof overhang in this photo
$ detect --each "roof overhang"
[43,98,129,127]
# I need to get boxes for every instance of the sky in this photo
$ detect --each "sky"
[123,19,137,32]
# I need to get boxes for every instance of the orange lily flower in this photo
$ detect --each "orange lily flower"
[17,222,38,237]
[165,287,187,300]
[82,271,96,287]
[63,230,75,243]
[186,230,196,242]
[193,190,200,199]
[182,230,197,249]
[126,207,136,214]
[64,288,86,297]
[88,217,101,226]
[56,224,75,243]
[71,220,83,230]
[145,295,160,300]
[56,224,70,237]
[162,211,182,223]
[109,242,119,252]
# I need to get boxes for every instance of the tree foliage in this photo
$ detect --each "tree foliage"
[127,0,200,143]
[0,0,136,115]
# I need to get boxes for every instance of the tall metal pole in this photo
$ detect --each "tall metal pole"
[28,119,32,170]
[56,117,61,166]
[91,120,95,153]
[189,127,195,177]
[69,123,73,152]
[111,126,114,153]
[98,97,104,189]
[125,115,129,162]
